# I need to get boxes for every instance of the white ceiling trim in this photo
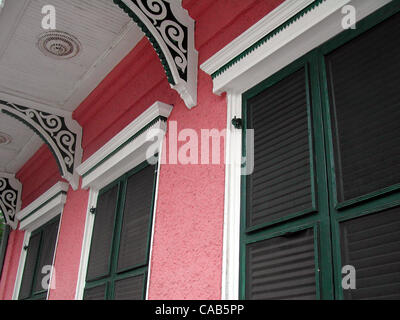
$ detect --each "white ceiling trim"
[0,0,30,63]
[0,0,143,113]
[4,134,43,173]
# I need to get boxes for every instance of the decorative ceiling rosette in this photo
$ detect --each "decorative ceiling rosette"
[0,100,82,190]
[0,173,22,229]
[113,0,198,109]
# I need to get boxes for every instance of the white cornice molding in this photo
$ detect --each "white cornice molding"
[16,181,68,231]
[200,0,315,76]
[77,101,173,190]
[201,0,390,95]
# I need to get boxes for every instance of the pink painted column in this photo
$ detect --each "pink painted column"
[147,72,227,299]
[48,185,89,300]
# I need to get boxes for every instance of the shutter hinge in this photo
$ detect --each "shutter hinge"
[231,117,243,129]
[90,207,96,214]
[23,245,29,251]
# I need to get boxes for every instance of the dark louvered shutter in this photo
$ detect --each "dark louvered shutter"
[86,185,119,281]
[19,233,41,300]
[246,68,313,228]
[33,217,60,293]
[84,284,106,300]
[114,274,145,300]
[246,228,316,300]
[340,207,400,300]
[326,12,400,202]
[117,165,155,272]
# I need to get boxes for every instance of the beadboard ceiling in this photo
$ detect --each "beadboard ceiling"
[0,0,144,174]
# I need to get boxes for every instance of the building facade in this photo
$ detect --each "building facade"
[0,0,399,300]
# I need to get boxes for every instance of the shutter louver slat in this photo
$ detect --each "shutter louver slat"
[114,275,145,300]
[83,284,106,300]
[247,68,313,228]
[340,206,400,300]
[246,228,316,300]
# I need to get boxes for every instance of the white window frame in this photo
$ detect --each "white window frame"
[12,181,69,300]
[201,0,391,299]
[74,101,173,300]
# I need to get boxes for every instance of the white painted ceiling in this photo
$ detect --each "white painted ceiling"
[0,0,144,174]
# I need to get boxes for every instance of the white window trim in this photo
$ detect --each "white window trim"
[201,0,391,300]
[74,101,173,300]
[12,181,68,300]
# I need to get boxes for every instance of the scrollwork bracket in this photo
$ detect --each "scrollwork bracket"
[0,100,82,190]
[114,0,198,109]
[0,173,22,229]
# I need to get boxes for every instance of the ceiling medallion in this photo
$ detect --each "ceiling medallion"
[37,30,81,60]
[0,132,11,145]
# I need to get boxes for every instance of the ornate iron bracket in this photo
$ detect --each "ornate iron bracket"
[0,173,22,230]
[0,100,83,190]
[113,0,198,109]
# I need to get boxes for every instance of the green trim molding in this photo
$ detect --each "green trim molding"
[211,0,327,79]
[82,116,167,179]
[19,192,67,223]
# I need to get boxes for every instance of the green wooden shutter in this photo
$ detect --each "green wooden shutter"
[246,228,316,300]
[19,233,41,300]
[19,216,60,300]
[340,207,400,300]
[86,184,119,281]
[33,218,59,293]
[84,161,156,300]
[114,274,145,300]
[322,7,400,300]
[326,11,400,204]
[241,2,400,300]
[83,284,107,300]
[117,164,155,272]
[246,68,314,229]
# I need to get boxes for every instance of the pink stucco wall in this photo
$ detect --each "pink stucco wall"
[0,0,284,300]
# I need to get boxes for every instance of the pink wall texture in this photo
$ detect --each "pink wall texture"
[0,0,284,300]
